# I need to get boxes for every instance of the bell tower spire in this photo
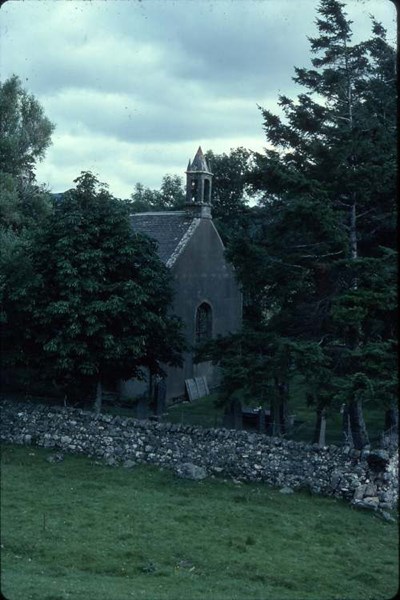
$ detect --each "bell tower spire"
[185,147,213,218]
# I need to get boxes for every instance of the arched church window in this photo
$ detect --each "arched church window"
[195,302,212,343]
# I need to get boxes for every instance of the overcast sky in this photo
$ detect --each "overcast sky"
[0,0,396,199]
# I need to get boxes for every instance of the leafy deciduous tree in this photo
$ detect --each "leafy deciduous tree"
[5,172,185,410]
[0,75,55,178]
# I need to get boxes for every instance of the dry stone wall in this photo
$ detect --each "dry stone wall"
[0,399,397,514]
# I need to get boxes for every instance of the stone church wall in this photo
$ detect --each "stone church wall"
[166,218,242,399]
[0,399,397,515]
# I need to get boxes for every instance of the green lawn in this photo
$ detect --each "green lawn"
[1,444,398,600]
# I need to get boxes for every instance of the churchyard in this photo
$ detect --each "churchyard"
[1,443,398,600]
[104,390,388,449]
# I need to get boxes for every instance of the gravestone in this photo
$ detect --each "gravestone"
[318,410,327,447]
[185,378,199,402]
[195,376,209,398]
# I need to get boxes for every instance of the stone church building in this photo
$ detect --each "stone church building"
[120,147,242,402]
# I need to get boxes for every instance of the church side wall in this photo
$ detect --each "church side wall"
[164,218,242,400]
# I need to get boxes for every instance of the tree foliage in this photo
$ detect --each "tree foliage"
[203,147,255,244]
[128,174,185,212]
[0,75,55,178]
[0,78,54,325]
[205,0,397,446]
[4,172,185,405]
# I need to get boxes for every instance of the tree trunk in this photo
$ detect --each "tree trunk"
[272,378,289,435]
[313,407,323,444]
[279,396,289,435]
[384,405,398,433]
[93,379,103,414]
[382,405,398,449]
[349,201,357,259]
[348,399,369,449]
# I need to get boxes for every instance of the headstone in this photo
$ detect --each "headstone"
[185,378,199,402]
[195,376,209,398]
[318,410,327,447]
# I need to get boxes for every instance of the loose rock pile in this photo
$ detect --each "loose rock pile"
[0,399,397,513]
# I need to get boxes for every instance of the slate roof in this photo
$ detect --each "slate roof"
[130,211,201,268]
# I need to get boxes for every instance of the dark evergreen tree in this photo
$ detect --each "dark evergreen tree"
[208,1,397,446]
[204,147,255,243]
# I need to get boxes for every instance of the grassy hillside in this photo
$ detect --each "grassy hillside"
[1,444,398,600]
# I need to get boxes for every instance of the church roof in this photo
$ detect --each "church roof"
[186,146,211,174]
[130,211,201,268]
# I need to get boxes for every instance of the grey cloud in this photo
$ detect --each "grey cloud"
[1,0,396,198]
[3,0,313,101]
[45,87,261,145]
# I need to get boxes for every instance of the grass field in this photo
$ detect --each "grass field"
[1,444,398,600]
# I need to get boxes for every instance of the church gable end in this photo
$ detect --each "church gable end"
[124,147,242,401]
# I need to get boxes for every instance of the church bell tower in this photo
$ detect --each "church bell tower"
[185,147,213,218]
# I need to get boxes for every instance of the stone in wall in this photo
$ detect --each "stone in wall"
[0,399,398,512]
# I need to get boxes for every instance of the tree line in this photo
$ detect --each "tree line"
[0,0,396,446]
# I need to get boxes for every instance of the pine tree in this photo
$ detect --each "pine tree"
[217,0,396,446]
